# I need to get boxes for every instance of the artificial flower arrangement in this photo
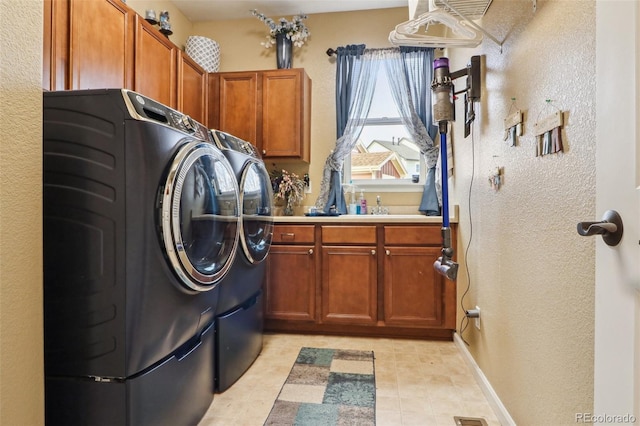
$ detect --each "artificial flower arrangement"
[251,9,310,48]
[270,169,305,215]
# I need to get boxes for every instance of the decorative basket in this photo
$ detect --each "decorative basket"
[185,36,220,72]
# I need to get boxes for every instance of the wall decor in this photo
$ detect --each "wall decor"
[533,100,564,156]
[503,98,523,147]
[185,36,220,72]
[251,9,310,69]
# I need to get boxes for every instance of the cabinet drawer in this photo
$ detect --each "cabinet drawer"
[321,226,376,244]
[272,225,315,244]
[384,226,441,245]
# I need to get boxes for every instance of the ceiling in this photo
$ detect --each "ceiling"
[170,0,409,22]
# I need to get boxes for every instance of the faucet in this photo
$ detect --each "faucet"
[372,195,389,215]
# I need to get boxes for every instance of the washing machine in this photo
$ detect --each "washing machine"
[43,89,241,425]
[210,129,274,392]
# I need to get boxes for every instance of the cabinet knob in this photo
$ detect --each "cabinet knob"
[262,149,267,155]
[386,249,390,256]
[371,249,376,255]
[308,248,314,255]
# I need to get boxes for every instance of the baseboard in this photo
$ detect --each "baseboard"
[453,332,516,426]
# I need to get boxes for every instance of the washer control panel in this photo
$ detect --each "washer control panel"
[123,90,213,142]
[210,129,260,158]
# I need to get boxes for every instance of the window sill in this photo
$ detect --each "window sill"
[348,180,425,193]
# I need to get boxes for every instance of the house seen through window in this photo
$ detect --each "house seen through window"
[344,63,425,191]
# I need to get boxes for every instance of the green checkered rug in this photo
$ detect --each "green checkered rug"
[264,347,376,425]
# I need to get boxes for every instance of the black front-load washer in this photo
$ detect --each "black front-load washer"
[210,129,274,392]
[43,89,241,426]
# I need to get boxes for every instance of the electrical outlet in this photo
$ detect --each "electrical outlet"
[304,181,312,194]
[475,306,481,330]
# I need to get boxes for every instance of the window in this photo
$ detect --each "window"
[343,64,426,192]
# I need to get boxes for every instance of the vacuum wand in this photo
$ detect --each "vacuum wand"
[431,57,459,281]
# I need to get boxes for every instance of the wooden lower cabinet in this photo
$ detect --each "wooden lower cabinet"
[265,225,316,322]
[265,245,316,322]
[383,246,448,327]
[321,245,377,325]
[264,222,457,340]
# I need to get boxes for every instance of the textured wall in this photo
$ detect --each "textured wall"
[0,0,44,424]
[447,0,596,423]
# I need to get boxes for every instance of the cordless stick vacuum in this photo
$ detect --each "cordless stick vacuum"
[431,57,459,281]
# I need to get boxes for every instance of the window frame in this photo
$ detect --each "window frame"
[343,100,427,193]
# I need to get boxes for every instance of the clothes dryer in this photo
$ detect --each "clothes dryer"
[210,129,274,391]
[43,89,241,425]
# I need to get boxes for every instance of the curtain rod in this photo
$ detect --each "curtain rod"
[326,46,408,57]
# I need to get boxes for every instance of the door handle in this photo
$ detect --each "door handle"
[577,209,623,246]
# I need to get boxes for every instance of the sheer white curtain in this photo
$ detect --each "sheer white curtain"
[384,49,440,214]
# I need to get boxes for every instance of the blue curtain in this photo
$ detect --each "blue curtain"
[336,45,365,138]
[324,44,366,213]
[317,44,381,214]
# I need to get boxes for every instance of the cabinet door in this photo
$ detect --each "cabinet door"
[384,246,453,328]
[321,246,377,325]
[265,245,316,321]
[214,72,260,145]
[134,15,176,107]
[68,0,134,90]
[261,69,311,161]
[44,0,70,91]
[177,52,207,124]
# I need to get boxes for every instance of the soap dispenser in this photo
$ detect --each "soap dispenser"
[349,184,358,215]
[359,190,367,215]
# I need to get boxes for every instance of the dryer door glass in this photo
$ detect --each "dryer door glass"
[240,161,274,264]
[161,141,241,291]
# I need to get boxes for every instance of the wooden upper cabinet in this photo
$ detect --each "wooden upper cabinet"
[262,69,311,161]
[43,0,69,91]
[211,72,260,143]
[178,52,208,125]
[45,0,208,124]
[68,0,134,90]
[210,68,311,162]
[134,15,177,108]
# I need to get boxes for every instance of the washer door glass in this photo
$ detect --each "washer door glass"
[161,141,240,291]
[240,161,274,264]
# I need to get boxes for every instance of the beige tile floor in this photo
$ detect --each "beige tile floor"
[199,333,501,426]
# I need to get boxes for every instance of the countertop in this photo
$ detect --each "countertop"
[272,206,459,224]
